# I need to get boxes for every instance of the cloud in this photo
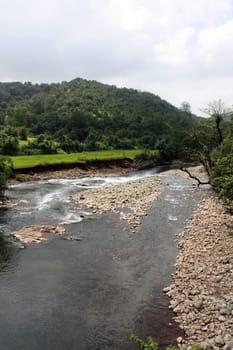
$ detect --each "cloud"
[154,27,196,66]
[197,20,233,73]
[0,0,233,114]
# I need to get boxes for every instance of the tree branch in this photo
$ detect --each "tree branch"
[180,167,210,187]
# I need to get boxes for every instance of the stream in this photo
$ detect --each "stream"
[0,168,199,350]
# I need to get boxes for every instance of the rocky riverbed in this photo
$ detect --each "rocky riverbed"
[8,174,161,244]
[164,194,233,350]
[73,175,161,232]
[4,164,233,349]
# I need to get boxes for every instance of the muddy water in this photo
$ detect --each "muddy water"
[0,171,199,349]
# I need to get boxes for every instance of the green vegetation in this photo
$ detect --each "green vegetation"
[10,150,143,169]
[210,116,233,200]
[0,78,232,202]
[183,99,233,201]
[18,137,36,146]
[131,335,179,350]
[0,156,12,196]
[0,78,197,158]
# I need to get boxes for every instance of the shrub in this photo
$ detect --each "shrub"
[135,150,159,163]
[0,156,12,196]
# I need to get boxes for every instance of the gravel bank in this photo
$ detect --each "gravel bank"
[11,161,139,182]
[10,175,161,244]
[73,175,161,232]
[164,194,233,350]
[11,224,65,244]
[164,165,208,184]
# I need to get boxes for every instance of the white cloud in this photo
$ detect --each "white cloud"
[0,0,233,114]
[197,20,233,71]
[154,27,196,65]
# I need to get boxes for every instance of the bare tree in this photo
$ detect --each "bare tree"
[201,99,231,144]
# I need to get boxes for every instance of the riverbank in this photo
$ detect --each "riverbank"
[10,158,141,182]
[164,193,233,349]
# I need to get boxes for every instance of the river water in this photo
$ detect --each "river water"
[0,168,199,350]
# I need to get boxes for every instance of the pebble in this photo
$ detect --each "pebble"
[215,336,225,345]
[194,300,203,310]
[73,176,161,229]
[218,316,226,322]
[164,193,233,348]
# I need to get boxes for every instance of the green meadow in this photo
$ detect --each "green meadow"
[10,149,144,170]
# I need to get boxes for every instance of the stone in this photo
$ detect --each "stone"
[214,336,225,346]
[177,337,183,344]
[215,276,223,283]
[199,342,209,350]
[219,308,228,315]
[173,306,181,313]
[223,345,232,350]
[189,289,200,296]
[225,341,233,350]
[218,315,226,322]
[194,299,203,309]
[224,335,233,343]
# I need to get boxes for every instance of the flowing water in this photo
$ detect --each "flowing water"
[0,168,199,349]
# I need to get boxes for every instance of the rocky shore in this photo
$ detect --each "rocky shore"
[73,175,161,232]
[164,165,209,184]
[10,160,139,182]
[11,224,65,245]
[164,194,233,350]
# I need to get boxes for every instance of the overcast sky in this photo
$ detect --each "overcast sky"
[1,0,233,115]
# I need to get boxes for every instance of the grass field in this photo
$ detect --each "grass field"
[10,150,144,169]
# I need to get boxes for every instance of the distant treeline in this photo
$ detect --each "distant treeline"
[0,78,198,161]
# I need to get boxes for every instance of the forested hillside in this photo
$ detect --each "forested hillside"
[0,78,198,158]
[0,78,232,201]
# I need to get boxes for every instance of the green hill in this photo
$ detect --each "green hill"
[0,78,198,159]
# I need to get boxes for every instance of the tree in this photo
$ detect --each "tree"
[210,115,233,200]
[0,156,12,197]
[201,99,231,144]
[182,101,233,197]
[180,101,191,114]
[1,137,19,155]
[19,127,28,141]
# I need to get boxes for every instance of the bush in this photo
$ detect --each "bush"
[0,156,12,196]
[131,335,179,350]
[135,150,159,163]
[131,335,158,350]
[212,175,233,200]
